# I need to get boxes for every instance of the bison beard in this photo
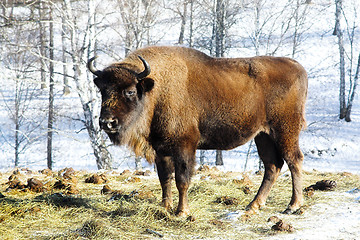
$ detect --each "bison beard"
[88,46,308,217]
[105,106,156,163]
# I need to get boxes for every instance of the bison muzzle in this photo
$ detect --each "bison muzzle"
[88,46,308,216]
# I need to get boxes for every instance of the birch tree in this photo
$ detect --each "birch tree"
[38,0,48,89]
[46,2,55,169]
[61,0,113,169]
[162,0,191,45]
[334,0,360,121]
[0,1,45,167]
[290,0,311,58]
[242,0,310,57]
[163,0,196,47]
[0,51,44,167]
[214,0,225,165]
[116,0,160,56]
[334,0,346,119]
[194,0,241,55]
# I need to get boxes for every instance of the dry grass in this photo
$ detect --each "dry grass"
[0,167,359,239]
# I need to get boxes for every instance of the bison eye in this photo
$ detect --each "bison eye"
[124,90,136,98]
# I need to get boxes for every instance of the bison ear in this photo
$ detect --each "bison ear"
[139,78,154,93]
[93,77,101,88]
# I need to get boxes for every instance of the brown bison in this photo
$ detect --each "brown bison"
[87,46,308,216]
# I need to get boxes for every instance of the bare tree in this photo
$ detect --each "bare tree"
[214,0,225,165]
[252,0,262,56]
[47,2,55,170]
[290,0,311,58]
[188,0,195,47]
[214,0,225,57]
[0,5,45,167]
[199,150,205,166]
[163,0,196,47]
[61,2,70,96]
[334,0,346,119]
[38,0,48,89]
[334,0,359,121]
[116,0,160,56]
[194,0,241,55]
[178,0,188,44]
[60,0,113,169]
[0,64,44,167]
[346,53,360,121]
[135,156,142,170]
[241,0,311,57]
[161,0,190,45]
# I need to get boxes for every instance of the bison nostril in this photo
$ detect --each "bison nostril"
[99,118,118,130]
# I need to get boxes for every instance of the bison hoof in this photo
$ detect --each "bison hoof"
[176,209,190,217]
[162,202,173,212]
[282,207,300,215]
[245,200,264,214]
[282,208,293,214]
[283,202,303,214]
[244,208,257,216]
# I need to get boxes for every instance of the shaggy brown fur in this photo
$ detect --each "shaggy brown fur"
[88,46,308,216]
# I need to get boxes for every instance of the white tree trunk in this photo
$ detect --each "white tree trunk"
[63,0,113,170]
[335,0,346,119]
[345,52,360,122]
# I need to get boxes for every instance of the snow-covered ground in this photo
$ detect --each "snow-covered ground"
[223,189,360,240]
[274,197,360,240]
[1,1,358,175]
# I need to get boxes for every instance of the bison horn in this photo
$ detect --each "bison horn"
[87,56,102,77]
[137,56,151,79]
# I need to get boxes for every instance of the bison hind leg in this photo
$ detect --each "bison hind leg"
[246,132,284,213]
[282,147,304,214]
[274,125,304,214]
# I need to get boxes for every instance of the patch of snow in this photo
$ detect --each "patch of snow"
[268,194,360,240]
[223,210,243,221]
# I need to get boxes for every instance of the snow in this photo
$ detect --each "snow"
[267,192,360,240]
[1,0,359,174]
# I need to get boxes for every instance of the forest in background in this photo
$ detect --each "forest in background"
[0,0,359,171]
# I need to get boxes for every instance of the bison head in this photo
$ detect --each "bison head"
[87,56,154,145]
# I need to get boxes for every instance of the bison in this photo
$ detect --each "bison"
[87,46,308,216]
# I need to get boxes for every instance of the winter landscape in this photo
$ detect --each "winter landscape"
[0,0,359,239]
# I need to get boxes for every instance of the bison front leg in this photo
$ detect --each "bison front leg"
[173,149,196,217]
[155,156,174,211]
